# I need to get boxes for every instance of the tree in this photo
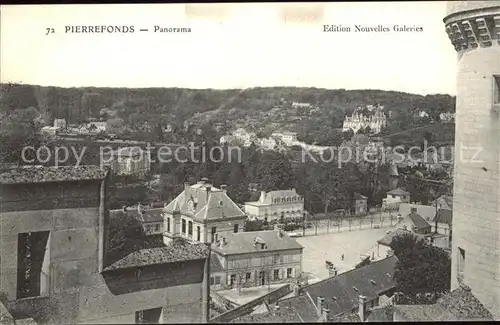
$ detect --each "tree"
[348,218,353,231]
[355,256,371,269]
[390,233,451,304]
[255,151,295,191]
[233,260,250,296]
[0,107,42,164]
[107,210,146,265]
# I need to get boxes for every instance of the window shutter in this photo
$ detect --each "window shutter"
[278,269,282,280]
[291,267,295,278]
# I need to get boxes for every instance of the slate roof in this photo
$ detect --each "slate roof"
[103,243,210,271]
[277,295,319,322]
[230,295,318,323]
[210,254,224,273]
[393,285,494,321]
[299,256,398,318]
[211,230,303,256]
[398,203,436,222]
[433,209,453,225]
[387,188,410,196]
[0,165,108,184]
[164,180,246,220]
[406,212,432,231]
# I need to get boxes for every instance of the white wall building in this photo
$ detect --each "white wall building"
[342,105,387,134]
[244,189,304,221]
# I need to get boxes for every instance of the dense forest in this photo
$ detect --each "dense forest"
[0,83,455,212]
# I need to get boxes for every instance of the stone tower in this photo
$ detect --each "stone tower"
[443,1,500,319]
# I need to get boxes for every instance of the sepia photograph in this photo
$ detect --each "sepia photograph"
[0,1,499,324]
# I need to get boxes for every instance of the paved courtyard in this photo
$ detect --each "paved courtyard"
[217,283,288,305]
[296,227,392,280]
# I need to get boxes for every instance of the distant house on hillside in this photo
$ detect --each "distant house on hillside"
[291,102,312,109]
[352,193,368,216]
[383,188,410,210]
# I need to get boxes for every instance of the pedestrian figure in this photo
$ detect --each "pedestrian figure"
[341,254,344,261]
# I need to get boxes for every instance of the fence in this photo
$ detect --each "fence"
[209,284,292,323]
[297,212,401,237]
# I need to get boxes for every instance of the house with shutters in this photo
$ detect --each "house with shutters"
[210,229,303,290]
[162,178,247,245]
[243,188,305,222]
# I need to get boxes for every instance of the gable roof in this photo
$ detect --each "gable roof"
[164,180,246,220]
[398,203,436,222]
[299,256,398,318]
[245,188,302,206]
[277,295,319,322]
[387,188,410,196]
[0,165,108,184]
[433,209,452,225]
[431,195,453,210]
[406,212,432,231]
[212,230,303,256]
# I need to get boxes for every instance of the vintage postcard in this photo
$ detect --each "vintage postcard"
[1,2,499,324]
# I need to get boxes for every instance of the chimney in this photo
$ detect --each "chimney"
[316,297,324,316]
[293,283,301,297]
[122,205,127,212]
[184,182,190,191]
[137,203,143,214]
[221,184,227,193]
[206,185,211,201]
[260,191,266,203]
[358,295,368,321]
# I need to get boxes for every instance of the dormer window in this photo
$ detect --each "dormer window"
[386,273,392,278]
[370,279,377,285]
[353,286,358,292]
[261,243,266,249]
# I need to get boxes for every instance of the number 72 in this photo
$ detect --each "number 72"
[46,28,55,35]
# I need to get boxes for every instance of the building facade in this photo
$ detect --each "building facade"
[244,189,304,221]
[103,146,151,177]
[211,230,303,290]
[383,188,411,210]
[163,179,247,245]
[342,105,387,134]
[444,2,500,319]
[0,166,210,324]
[352,193,368,216]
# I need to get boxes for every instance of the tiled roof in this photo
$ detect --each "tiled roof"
[229,307,303,323]
[334,306,394,322]
[103,243,210,271]
[387,188,410,196]
[212,230,303,255]
[210,254,224,273]
[437,285,494,320]
[431,195,453,210]
[164,181,246,220]
[398,203,436,222]
[300,256,398,318]
[277,295,319,322]
[377,229,427,247]
[0,165,108,184]
[433,209,452,225]
[393,285,494,321]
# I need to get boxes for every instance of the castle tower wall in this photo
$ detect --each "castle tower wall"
[444,2,500,319]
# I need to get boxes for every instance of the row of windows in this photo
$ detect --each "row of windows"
[228,267,294,285]
[145,223,161,233]
[272,196,303,204]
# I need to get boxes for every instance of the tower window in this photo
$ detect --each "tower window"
[494,75,500,104]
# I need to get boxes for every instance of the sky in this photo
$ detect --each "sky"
[1,2,457,95]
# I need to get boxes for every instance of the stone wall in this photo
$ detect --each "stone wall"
[0,180,208,324]
[445,3,500,319]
